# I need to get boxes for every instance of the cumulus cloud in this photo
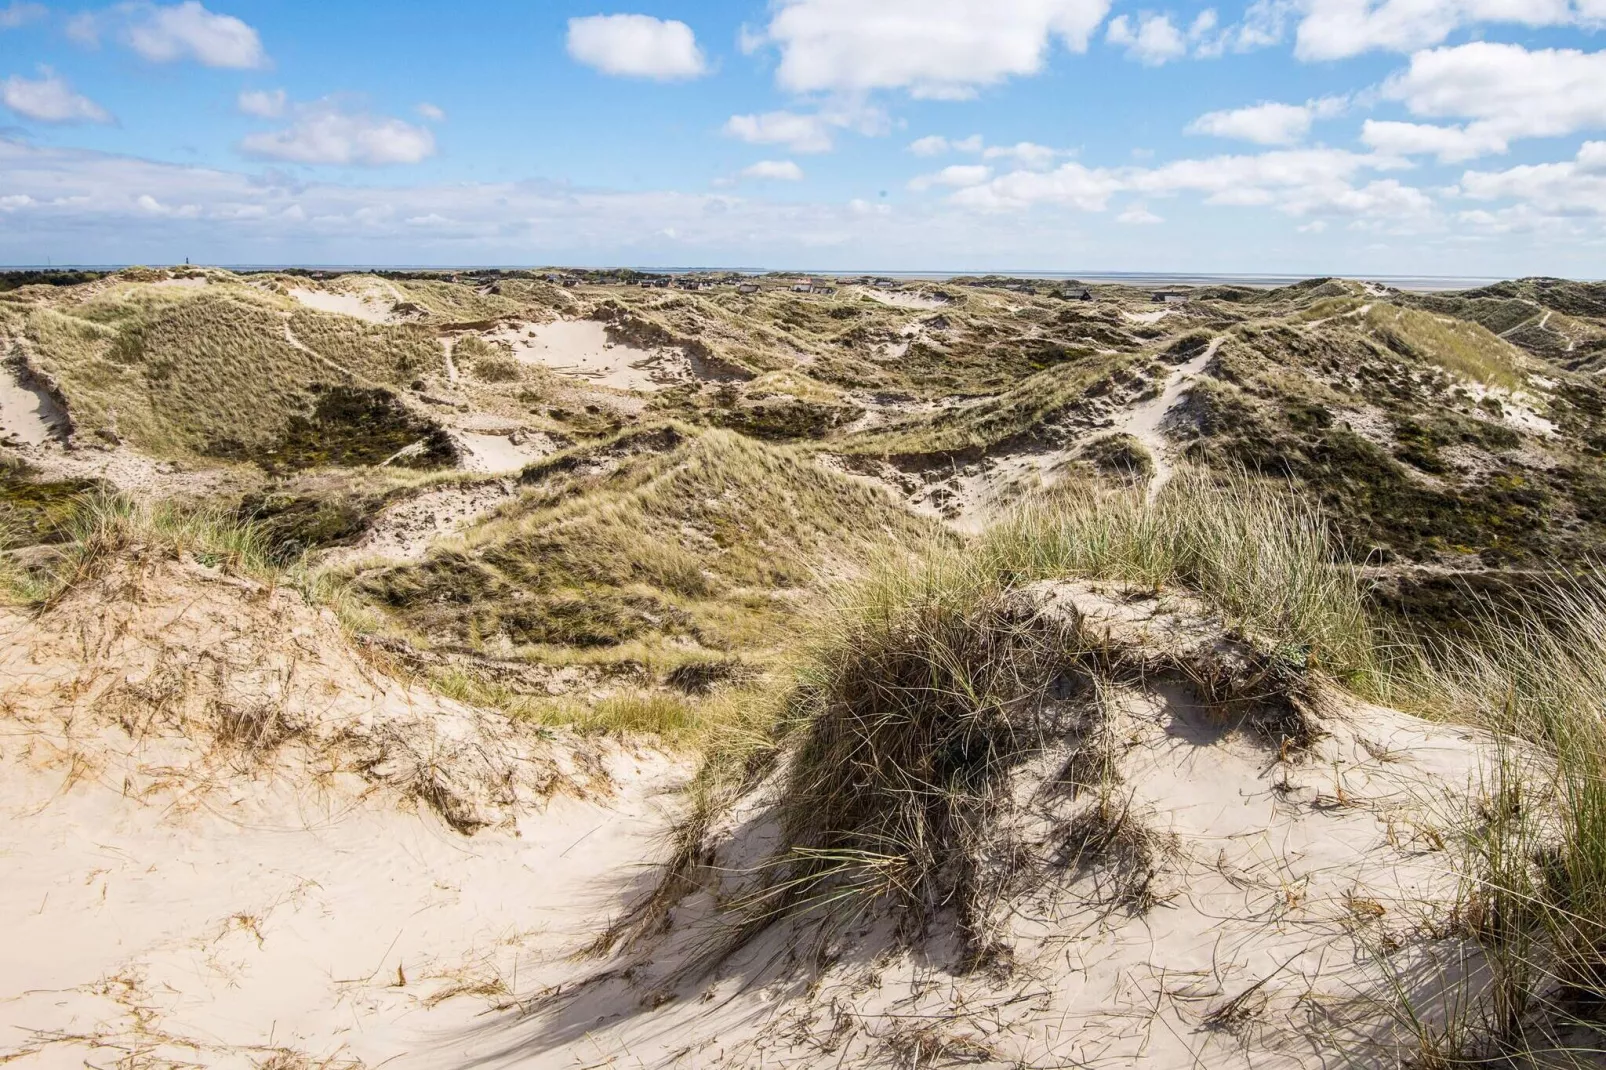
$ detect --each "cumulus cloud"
[416,102,446,122]
[1360,119,1507,162]
[725,102,889,154]
[1105,13,1187,65]
[749,0,1112,98]
[741,159,805,181]
[949,147,1426,221]
[1186,97,1346,145]
[239,101,436,166]
[1117,204,1163,224]
[2,67,112,123]
[908,164,993,190]
[104,1,268,68]
[0,1,46,29]
[1107,8,1231,64]
[909,134,984,156]
[983,141,1059,168]
[1458,140,1606,216]
[1367,43,1606,161]
[236,88,286,118]
[566,14,708,80]
[1293,0,1585,61]
[725,111,834,153]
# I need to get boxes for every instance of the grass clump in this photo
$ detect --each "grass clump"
[651,469,1379,962]
[1,491,280,606]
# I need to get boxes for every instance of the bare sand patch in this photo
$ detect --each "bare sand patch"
[454,429,554,473]
[289,287,399,324]
[858,286,949,310]
[489,319,689,391]
[0,364,68,447]
[1124,308,1175,325]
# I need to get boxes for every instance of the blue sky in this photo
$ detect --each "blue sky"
[1,0,1603,275]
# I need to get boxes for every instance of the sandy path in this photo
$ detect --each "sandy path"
[0,364,66,446]
[1106,335,1222,498]
[442,336,461,384]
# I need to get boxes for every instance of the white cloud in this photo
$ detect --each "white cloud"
[908,164,993,190]
[1117,204,1163,223]
[1298,220,1328,233]
[751,0,1113,98]
[1107,7,1231,64]
[566,14,707,80]
[726,111,833,153]
[0,1,46,29]
[742,159,805,181]
[1187,102,1316,145]
[1458,141,1606,216]
[849,197,892,216]
[1294,0,1582,61]
[122,1,267,68]
[2,67,112,123]
[239,102,436,167]
[1201,96,1345,144]
[909,133,983,156]
[952,162,1125,211]
[236,88,286,118]
[950,147,1424,220]
[983,141,1059,168]
[1360,119,1508,162]
[725,103,888,154]
[1380,43,1606,153]
[1106,13,1186,65]
[416,103,446,122]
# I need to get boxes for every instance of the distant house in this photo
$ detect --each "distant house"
[737,282,760,294]
[816,285,838,295]
[1068,288,1093,301]
[791,279,815,293]
[639,280,655,288]
[1152,291,1190,304]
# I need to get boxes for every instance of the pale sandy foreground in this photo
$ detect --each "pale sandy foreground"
[1,561,1501,1068]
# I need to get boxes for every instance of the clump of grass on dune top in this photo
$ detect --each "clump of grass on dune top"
[643,469,1382,961]
[980,469,1378,685]
[1,491,281,606]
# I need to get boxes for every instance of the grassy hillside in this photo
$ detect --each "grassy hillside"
[3,275,455,467]
[353,424,946,663]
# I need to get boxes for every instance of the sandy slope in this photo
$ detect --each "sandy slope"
[0,557,688,1069]
[0,363,67,447]
[492,581,1498,1069]
[0,561,1507,1066]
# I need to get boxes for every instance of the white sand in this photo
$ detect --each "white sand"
[1124,308,1175,325]
[454,430,553,473]
[289,287,399,324]
[487,320,689,392]
[857,287,949,310]
[319,479,521,569]
[0,364,65,446]
[0,558,1512,1069]
[0,557,687,1070]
